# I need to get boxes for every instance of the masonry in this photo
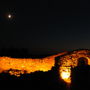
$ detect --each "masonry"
[56,49,90,83]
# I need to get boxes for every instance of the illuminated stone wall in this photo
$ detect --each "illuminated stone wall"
[0,57,55,76]
[59,50,90,83]
[0,52,67,77]
[0,49,90,84]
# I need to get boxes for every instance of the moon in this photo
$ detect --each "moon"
[8,14,12,19]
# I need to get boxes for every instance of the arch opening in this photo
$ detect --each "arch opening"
[77,57,88,66]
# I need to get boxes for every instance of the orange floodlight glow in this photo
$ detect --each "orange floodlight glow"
[0,52,67,76]
[60,67,71,83]
[0,56,55,76]
[0,50,90,85]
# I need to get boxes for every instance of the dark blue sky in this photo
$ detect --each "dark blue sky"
[0,0,90,54]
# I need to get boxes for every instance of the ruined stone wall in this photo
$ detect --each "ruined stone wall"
[60,50,90,67]
[0,49,90,84]
[59,50,90,83]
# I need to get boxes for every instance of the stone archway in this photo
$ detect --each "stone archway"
[57,50,90,84]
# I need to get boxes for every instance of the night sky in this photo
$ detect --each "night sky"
[0,0,90,55]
